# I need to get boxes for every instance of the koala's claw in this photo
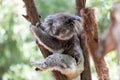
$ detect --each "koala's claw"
[35,67,42,71]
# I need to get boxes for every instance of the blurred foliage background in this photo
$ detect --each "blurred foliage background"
[0,0,120,80]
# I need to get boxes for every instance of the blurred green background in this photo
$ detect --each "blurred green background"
[0,0,120,80]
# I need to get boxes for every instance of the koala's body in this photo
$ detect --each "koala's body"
[30,13,84,80]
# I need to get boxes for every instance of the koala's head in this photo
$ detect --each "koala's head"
[43,13,83,40]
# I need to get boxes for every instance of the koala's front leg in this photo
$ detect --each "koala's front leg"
[31,53,78,78]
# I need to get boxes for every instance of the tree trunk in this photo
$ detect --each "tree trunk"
[75,0,86,16]
[81,8,110,80]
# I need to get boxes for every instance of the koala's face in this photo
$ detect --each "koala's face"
[43,13,82,40]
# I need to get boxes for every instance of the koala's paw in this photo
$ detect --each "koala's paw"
[31,61,47,71]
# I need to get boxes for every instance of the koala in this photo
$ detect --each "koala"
[30,13,84,80]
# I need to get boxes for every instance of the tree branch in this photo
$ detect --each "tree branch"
[23,0,67,80]
[23,0,39,25]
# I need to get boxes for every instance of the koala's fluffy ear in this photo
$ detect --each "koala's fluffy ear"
[74,20,83,35]
[69,16,83,35]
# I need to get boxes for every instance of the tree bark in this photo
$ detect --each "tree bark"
[75,0,92,80]
[81,8,110,80]
[75,0,86,16]
[23,0,67,80]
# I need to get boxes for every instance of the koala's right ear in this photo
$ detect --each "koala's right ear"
[74,21,83,35]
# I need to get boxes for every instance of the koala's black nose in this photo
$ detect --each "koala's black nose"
[70,16,82,22]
